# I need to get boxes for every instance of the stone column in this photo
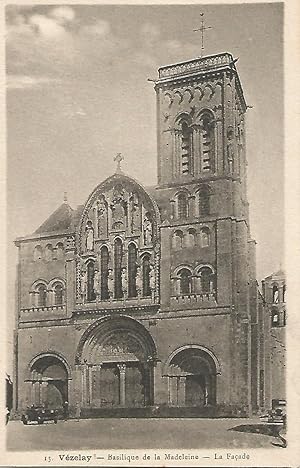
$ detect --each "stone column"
[178,377,186,406]
[81,364,88,406]
[40,381,48,405]
[117,364,126,407]
[88,365,93,406]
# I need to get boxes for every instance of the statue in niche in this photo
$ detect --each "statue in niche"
[97,196,108,237]
[143,213,153,245]
[149,264,155,291]
[136,266,142,296]
[107,269,114,299]
[121,268,128,297]
[80,270,87,298]
[130,192,141,232]
[227,127,234,173]
[111,185,126,230]
[93,269,101,297]
[85,221,94,251]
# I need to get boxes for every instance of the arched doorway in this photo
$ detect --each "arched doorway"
[29,355,69,408]
[164,346,219,407]
[76,316,156,408]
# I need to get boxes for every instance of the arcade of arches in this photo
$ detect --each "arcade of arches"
[27,320,219,410]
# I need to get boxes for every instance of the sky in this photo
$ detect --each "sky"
[5,3,284,370]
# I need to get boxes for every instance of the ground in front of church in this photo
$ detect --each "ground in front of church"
[6,417,284,451]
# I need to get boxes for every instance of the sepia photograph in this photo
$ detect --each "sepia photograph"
[3,0,297,465]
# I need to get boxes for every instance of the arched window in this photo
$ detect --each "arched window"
[172,230,183,250]
[271,308,279,327]
[45,244,53,262]
[272,285,279,303]
[37,284,47,307]
[56,242,64,260]
[177,193,188,219]
[186,228,196,247]
[33,245,42,262]
[142,254,151,297]
[199,112,214,172]
[87,260,96,302]
[200,227,210,247]
[128,243,137,298]
[199,186,210,216]
[114,239,123,299]
[283,285,286,303]
[54,283,63,305]
[180,120,192,175]
[178,268,192,295]
[199,266,214,293]
[100,246,109,300]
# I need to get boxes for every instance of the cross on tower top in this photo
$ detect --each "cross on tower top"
[114,153,124,173]
[193,13,212,58]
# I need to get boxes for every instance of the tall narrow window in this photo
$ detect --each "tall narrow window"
[283,285,286,303]
[199,187,210,216]
[33,245,42,262]
[272,285,279,303]
[178,193,188,219]
[128,243,137,298]
[100,246,109,300]
[37,284,47,307]
[178,269,192,295]
[200,227,210,247]
[199,267,214,293]
[200,112,214,172]
[114,239,123,299]
[181,121,192,175]
[87,260,96,302]
[54,283,63,305]
[271,308,279,327]
[142,254,151,297]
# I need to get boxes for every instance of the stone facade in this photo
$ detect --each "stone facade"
[13,52,279,417]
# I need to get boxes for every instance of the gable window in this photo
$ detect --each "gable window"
[172,230,183,250]
[100,246,109,300]
[142,254,151,297]
[114,238,123,299]
[177,193,188,219]
[128,243,137,298]
[87,260,96,302]
[178,268,192,295]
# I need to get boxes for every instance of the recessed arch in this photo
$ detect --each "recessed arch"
[163,344,221,376]
[27,351,72,379]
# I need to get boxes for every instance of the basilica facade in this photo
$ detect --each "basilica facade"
[14,52,271,417]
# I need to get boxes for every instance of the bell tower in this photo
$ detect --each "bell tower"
[155,53,247,192]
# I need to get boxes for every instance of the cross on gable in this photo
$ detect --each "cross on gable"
[193,13,212,58]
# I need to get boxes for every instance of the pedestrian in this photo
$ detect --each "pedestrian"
[62,400,69,421]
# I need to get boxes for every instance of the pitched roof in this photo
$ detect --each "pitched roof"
[34,202,74,234]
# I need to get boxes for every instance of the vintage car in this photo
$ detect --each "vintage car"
[260,399,286,424]
[21,406,58,425]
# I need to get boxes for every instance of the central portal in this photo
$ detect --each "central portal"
[77,316,156,408]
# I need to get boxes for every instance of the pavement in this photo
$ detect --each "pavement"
[6,417,284,451]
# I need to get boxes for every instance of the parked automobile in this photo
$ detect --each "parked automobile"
[260,399,286,425]
[21,406,58,425]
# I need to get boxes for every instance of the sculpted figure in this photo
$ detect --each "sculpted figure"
[136,266,142,296]
[143,214,153,245]
[81,271,87,298]
[121,268,128,296]
[85,221,94,251]
[149,264,155,291]
[107,269,114,299]
[97,196,108,237]
[93,270,101,297]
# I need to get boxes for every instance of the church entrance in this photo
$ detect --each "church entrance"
[165,347,218,407]
[28,355,69,409]
[77,316,156,408]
